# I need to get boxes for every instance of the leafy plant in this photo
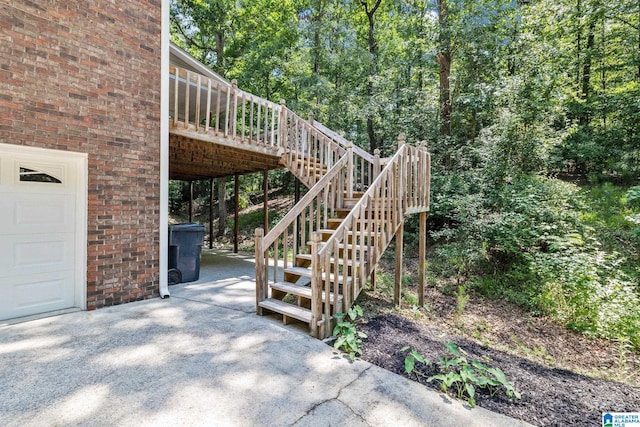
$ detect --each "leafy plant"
[401,346,429,374]
[615,335,632,382]
[455,284,470,318]
[402,342,521,408]
[333,305,367,361]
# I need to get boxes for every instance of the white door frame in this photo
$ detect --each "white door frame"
[0,142,88,312]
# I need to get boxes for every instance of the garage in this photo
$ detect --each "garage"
[0,144,87,322]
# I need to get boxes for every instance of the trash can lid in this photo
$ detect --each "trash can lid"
[169,223,205,231]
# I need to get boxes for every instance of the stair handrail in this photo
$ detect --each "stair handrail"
[261,154,348,250]
[311,139,430,337]
[310,119,376,164]
[279,108,347,188]
[255,153,350,328]
[309,118,386,194]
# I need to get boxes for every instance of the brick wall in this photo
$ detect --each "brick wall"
[0,1,162,308]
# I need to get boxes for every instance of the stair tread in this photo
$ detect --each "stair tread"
[271,281,312,298]
[296,253,363,266]
[258,298,313,323]
[304,242,371,252]
[285,266,313,276]
[336,207,395,212]
[271,281,343,302]
[322,229,383,237]
[284,266,353,283]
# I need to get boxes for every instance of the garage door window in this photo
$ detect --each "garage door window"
[19,167,62,184]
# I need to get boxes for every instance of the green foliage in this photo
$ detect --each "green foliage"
[402,342,521,408]
[169,0,640,353]
[333,305,368,361]
[455,284,469,318]
[624,186,640,240]
[401,346,429,375]
[531,248,640,348]
[430,175,640,350]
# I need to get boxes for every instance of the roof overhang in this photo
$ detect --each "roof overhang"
[169,43,229,88]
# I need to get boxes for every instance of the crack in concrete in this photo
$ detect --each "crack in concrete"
[290,365,373,426]
[336,366,372,426]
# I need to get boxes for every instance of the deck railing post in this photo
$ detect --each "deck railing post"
[397,133,406,216]
[255,227,266,314]
[172,66,179,128]
[279,100,286,151]
[184,71,191,129]
[310,232,323,338]
[373,148,381,181]
[231,79,239,139]
[346,143,354,199]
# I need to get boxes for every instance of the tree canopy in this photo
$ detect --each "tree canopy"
[170,0,640,349]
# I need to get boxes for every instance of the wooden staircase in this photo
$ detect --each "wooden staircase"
[167,64,430,339]
[255,114,430,339]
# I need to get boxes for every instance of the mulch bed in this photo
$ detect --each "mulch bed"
[359,313,640,427]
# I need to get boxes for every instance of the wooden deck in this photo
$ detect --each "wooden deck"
[169,64,286,180]
[169,133,281,180]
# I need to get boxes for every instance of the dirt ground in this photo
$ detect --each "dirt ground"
[356,285,640,427]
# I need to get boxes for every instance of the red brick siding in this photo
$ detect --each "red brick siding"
[0,1,162,309]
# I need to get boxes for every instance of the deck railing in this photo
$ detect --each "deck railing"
[279,110,346,187]
[170,65,283,151]
[310,138,430,338]
[311,119,387,195]
[170,65,375,191]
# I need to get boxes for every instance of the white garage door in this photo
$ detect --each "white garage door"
[0,144,87,322]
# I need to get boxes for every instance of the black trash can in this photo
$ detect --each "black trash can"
[168,223,205,283]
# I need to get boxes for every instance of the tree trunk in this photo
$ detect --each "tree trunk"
[312,0,325,106]
[576,0,582,91]
[437,0,451,137]
[217,177,227,237]
[600,20,606,129]
[361,0,382,153]
[580,21,596,126]
[215,32,225,77]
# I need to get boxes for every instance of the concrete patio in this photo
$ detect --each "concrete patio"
[0,250,532,426]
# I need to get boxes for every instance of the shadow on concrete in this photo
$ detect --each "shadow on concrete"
[0,250,530,427]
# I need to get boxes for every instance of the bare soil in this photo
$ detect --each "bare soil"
[356,282,640,426]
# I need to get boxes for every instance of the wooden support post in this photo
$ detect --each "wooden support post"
[346,143,354,199]
[398,133,406,149]
[279,99,287,147]
[418,211,427,307]
[371,267,377,291]
[209,178,214,249]
[294,176,301,204]
[255,228,265,315]
[230,79,238,138]
[189,180,194,223]
[234,174,239,253]
[263,170,269,233]
[310,232,323,338]
[294,178,300,250]
[394,221,404,307]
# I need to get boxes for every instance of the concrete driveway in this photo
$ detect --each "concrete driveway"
[0,250,532,426]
